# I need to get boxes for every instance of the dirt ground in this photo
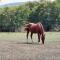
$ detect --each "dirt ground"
[0,32,60,60]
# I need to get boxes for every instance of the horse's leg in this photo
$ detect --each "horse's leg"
[42,40,44,44]
[26,31,29,43]
[38,33,40,42]
[30,32,33,43]
[41,38,44,44]
[41,34,45,44]
[26,31,29,39]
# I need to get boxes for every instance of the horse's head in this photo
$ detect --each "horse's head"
[41,33,45,44]
[24,23,32,31]
[24,27,29,31]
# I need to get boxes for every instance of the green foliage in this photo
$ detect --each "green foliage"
[55,0,60,7]
[28,2,60,31]
[0,1,60,32]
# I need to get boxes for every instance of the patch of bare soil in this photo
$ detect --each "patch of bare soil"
[0,41,60,60]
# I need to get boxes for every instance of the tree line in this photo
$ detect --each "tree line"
[0,0,60,32]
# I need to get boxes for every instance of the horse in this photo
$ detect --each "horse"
[24,22,45,44]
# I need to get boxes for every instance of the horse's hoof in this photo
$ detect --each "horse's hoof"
[41,44,45,47]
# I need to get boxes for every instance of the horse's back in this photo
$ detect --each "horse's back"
[25,22,45,33]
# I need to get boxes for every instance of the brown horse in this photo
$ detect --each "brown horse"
[25,22,45,44]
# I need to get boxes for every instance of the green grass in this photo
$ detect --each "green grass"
[0,32,60,43]
[45,32,60,41]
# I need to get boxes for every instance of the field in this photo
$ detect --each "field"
[0,32,60,60]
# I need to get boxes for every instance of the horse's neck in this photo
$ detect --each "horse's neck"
[38,23,45,33]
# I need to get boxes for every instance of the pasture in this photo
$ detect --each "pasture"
[0,32,60,60]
